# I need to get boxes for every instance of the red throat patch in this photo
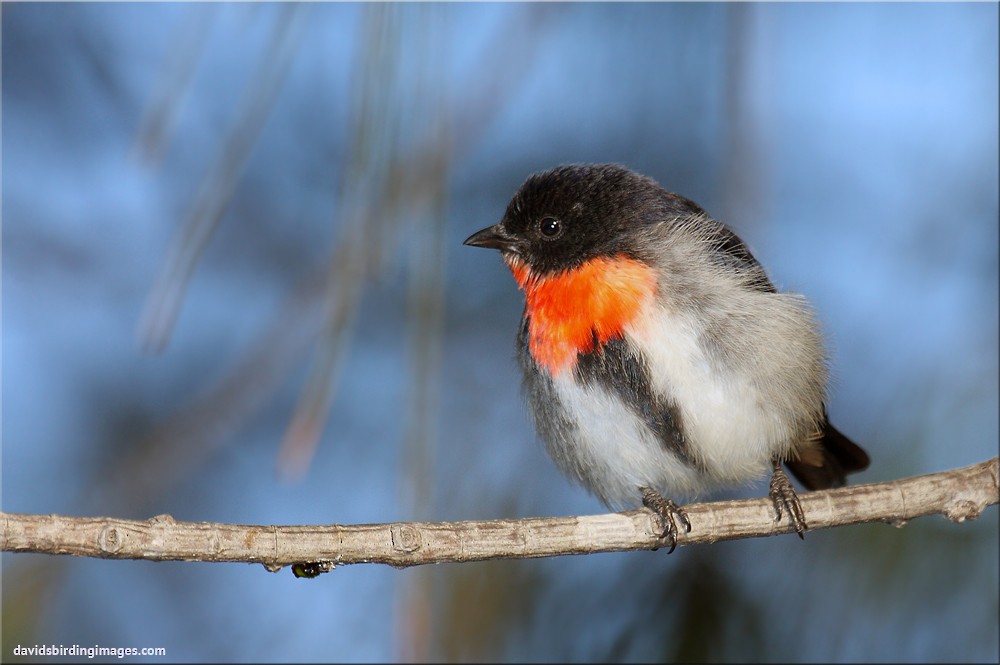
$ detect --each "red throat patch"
[506,254,657,377]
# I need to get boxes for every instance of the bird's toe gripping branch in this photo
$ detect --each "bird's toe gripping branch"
[769,461,808,538]
[640,486,692,554]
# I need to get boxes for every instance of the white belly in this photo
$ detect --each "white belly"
[624,305,793,485]
[548,373,707,507]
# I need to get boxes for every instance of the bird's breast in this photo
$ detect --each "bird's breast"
[507,255,657,377]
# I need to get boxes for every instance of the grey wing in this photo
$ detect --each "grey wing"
[706,227,871,488]
[712,224,776,294]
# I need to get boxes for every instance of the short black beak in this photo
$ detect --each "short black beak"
[463,223,520,253]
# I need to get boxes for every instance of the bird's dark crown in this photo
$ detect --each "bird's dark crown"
[494,163,703,275]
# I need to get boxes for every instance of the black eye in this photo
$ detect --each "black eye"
[539,216,562,239]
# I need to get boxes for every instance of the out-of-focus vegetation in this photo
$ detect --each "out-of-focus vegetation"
[2,3,996,662]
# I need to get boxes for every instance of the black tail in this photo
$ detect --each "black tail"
[786,421,870,491]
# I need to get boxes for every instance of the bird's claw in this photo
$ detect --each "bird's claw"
[641,487,691,553]
[769,462,807,538]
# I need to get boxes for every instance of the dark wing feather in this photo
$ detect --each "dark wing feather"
[786,418,871,490]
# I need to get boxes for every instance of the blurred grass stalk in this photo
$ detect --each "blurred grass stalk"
[275,2,404,480]
[118,2,555,504]
[120,5,556,659]
[131,3,217,166]
[132,6,452,657]
[137,3,309,354]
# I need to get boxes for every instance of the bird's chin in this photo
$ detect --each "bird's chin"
[503,253,536,290]
[502,253,523,269]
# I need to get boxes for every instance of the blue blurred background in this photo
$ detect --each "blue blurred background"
[2,2,997,662]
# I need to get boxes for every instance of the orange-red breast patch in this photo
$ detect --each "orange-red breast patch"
[506,254,657,377]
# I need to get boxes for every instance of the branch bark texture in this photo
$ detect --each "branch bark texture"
[3,458,996,572]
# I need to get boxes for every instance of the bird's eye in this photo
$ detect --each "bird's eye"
[539,216,562,239]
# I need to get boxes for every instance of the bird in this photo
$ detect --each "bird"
[464,163,870,551]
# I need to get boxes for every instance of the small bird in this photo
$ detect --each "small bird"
[464,163,869,551]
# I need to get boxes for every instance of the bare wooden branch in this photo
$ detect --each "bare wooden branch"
[3,458,996,573]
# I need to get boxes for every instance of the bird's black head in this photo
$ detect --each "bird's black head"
[464,163,703,275]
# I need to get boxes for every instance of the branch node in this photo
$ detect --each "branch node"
[98,524,124,553]
[150,514,176,524]
[208,531,222,555]
[391,524,422,553]
[945,499,986,523]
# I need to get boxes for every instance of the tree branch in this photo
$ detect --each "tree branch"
[3,458,996,574]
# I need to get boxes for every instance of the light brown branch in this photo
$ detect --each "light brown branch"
[3,458,996,574]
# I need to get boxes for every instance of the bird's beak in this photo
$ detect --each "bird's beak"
[463,223,520,254]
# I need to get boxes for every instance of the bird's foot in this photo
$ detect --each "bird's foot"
[640,487,691,554]
[769,461,807,538]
